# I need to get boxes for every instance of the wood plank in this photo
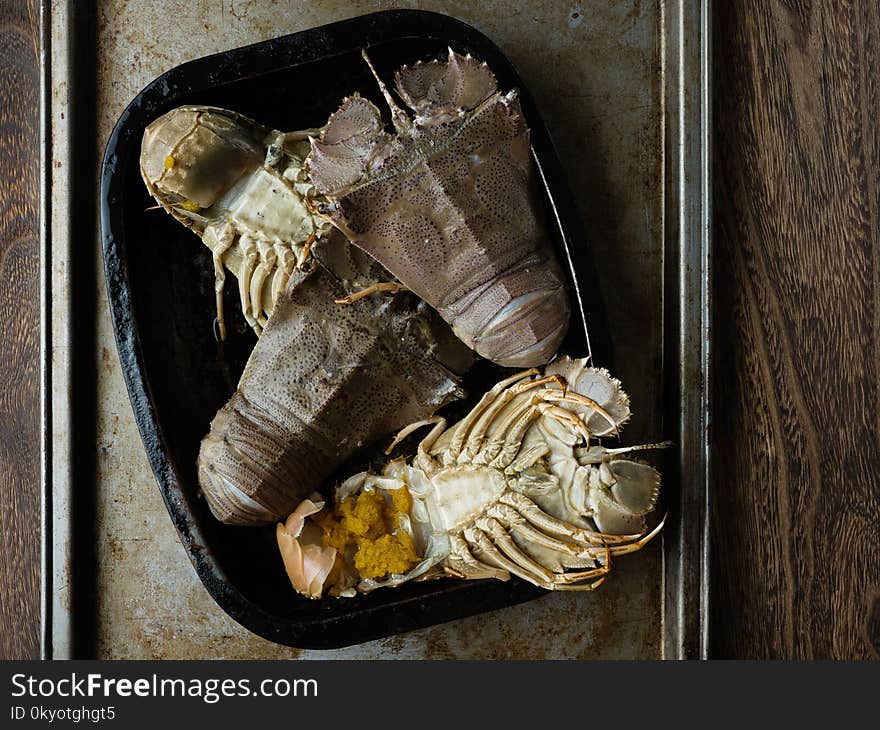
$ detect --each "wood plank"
[712,0,880,658]
[0,0,41,660]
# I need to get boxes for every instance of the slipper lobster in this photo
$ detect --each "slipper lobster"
[308,49,571,368]
[278,357,666,598]
[140,106,329,338]
[198,233,473,525]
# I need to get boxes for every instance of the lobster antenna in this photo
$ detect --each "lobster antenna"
[361,49,411,134]
[602,441,674,455]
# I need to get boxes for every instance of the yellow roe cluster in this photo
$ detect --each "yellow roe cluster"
[313,487,419,580]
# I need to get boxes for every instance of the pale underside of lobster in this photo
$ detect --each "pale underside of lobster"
[140,106,329,339]
[278,358,666,598]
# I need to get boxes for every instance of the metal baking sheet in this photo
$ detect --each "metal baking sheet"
[43,0,709,659]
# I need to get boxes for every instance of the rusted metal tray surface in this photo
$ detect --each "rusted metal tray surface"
[43,1,709,658]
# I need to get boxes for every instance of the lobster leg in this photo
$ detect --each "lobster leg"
[237,234,260,334]
[249,240,276,327]
[469,397,539,465]
[385,416,445,455]
[537,402,592,445]
[415,417,450,474]
[504,443,550,475]
[446,534,510,581]
[464,526,547,585]
[465,524,606,592]
[479,517,611,587]
[297,231,317,269]
[334,282,406,305]
[488,402,555,469]
[203,223,234,341]
[500,491,639,546]
[539,389,619,436]
[595,515,666,556]
[446,368,538,458]
[461,375,564,459]
[270,242,295,305]
[488,503,606,561]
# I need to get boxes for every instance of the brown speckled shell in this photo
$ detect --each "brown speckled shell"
[308,50,570,367]
[197,233,472,525]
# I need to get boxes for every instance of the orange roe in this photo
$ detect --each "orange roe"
[314,487,420,580]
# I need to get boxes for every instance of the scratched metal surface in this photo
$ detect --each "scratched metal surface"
[87,0,663,659]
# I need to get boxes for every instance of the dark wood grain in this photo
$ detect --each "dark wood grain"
[712,0,880,658]
[0,0,41,659]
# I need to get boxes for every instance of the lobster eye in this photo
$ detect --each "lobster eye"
[141,107,264,209]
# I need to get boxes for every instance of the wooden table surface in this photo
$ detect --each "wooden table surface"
[0,0,41,660]
[1,1,878,659]
[712,1,879,659]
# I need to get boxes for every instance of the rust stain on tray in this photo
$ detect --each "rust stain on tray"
[91,0,664,659]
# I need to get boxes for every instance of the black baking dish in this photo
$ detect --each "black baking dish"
[100,9,611,649]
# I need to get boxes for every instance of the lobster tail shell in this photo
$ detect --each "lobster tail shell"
[198,391,339,525]
[441,251,569,367]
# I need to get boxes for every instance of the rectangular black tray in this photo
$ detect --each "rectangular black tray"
[100,10,616,649]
